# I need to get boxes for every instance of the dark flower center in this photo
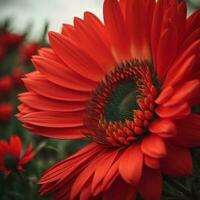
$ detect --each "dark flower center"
[85,60,157,147]
[3,154,18,170]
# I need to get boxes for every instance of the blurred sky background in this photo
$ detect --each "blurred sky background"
[0,0,103,40]
[0,0,199,41]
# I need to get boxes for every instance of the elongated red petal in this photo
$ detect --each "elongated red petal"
[163,79,200,106]
[157,23,178,80]
[155,102,191,120]
[91,149,120,195]
[9,136,22,159]
[23,72,91,102]
[19,111,85,128]
[119,144,143,185]
[32,56,97,92]
[103,0,130,60]
[49,32,105,82]
[19,92,85,112]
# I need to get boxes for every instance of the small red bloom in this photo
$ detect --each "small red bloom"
[0,32,24,48]
[0,103,13,121]
[20,43,39,64]
[0,44,6,61]
[0,75,13,94]
[18,0,200,199]
[12,67,24,87]
[0,136,35,176]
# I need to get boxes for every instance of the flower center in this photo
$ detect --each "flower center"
[84,60,157,147]
[3,154,18,170]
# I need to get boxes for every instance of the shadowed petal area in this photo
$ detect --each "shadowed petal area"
[161,143,192,176]
[103,176,136,200]
[170,114,200,148]
[138,167,162,200]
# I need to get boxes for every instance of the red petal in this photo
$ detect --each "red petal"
[91,149,120,195]
[9,136,22,159]
[161,144,192,176]
[19,111,85,128]
[155,86,174,104]
[144,155,160,169]
[119,144,143,185]
[151,0,165,68]
[73,13,115,71]
[176,1,187,42]
[32,56,96,92]
[70,149,110,200]
[22,123,86,139]
[23,72,90,102]
[49,32,105,82]
[164,40,199,87]
[155,103,190,120]
[20,151,35,165]
[149,119,176,138]
[141,134,167,158]
[138,167,162,200]
[125,0,154,60]
[103,0,130,60]
[184,10,200,39]
[156,23,178,80]
[101,158,120,191]
[163,79,200,106]
[19,92,85,112]
[39,143,104,197]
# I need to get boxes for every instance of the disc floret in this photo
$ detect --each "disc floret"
[85,60,158,147]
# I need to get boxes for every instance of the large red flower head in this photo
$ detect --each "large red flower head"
[0,136,35,176]
[18,0,200,199]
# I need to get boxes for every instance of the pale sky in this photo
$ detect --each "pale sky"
[0,0,199,41]
[0,0,103,40]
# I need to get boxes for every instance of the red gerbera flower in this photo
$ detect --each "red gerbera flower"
[0,136,35,176]
[17,0,200,199]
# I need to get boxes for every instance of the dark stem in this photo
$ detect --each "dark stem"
[165,176,191,197]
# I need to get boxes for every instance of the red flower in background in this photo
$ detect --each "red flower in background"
[0,32,23,48]
[18,0,200,199]
[0,136,35,176]
[20,43,39,64]
[0,103,13,121]
[12,67,24,87]
[0,75,13,94]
